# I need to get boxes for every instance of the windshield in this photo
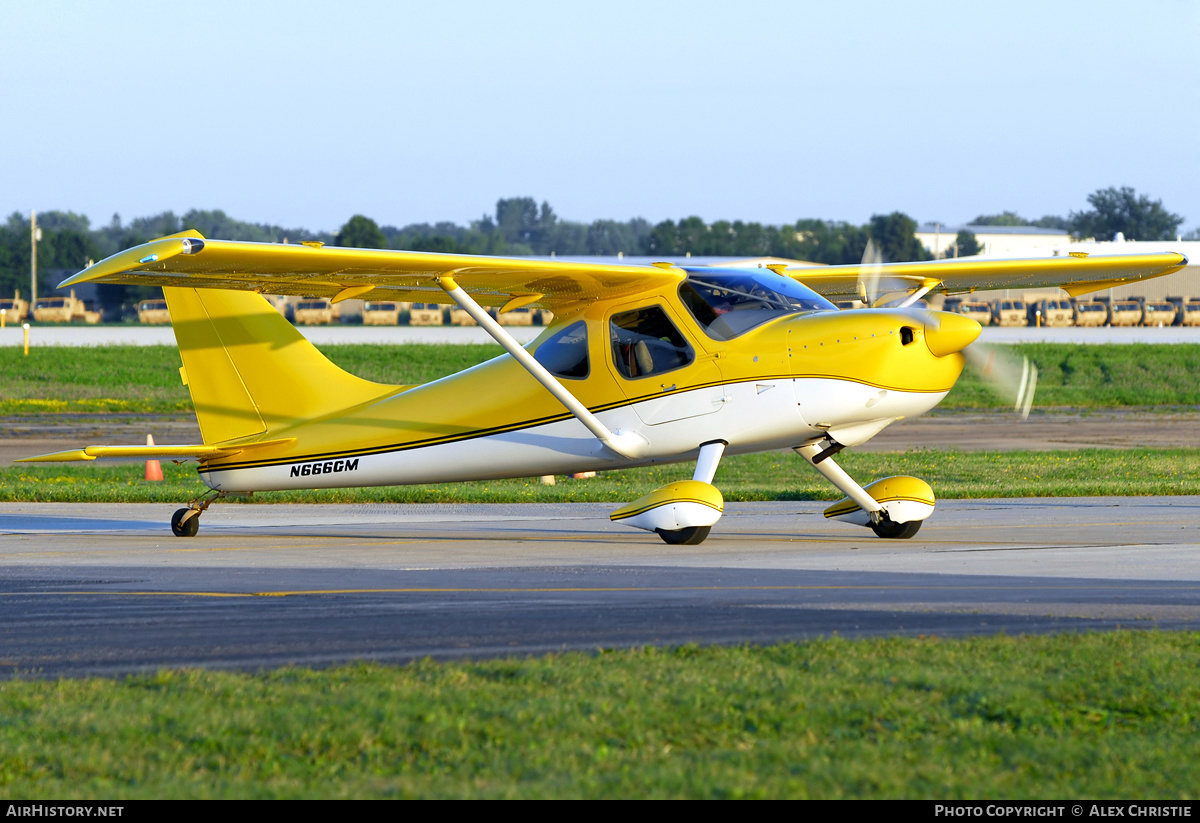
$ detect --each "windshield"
[678,269,836,341]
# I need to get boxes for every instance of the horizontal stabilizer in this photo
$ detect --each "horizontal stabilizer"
[18,438,296,463]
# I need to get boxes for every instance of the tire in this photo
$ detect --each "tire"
[171,508,200,538]
[655,526,711,545]
[870,518,921,539]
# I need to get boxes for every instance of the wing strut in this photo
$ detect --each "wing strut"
[894,279,940,308]
[437,276,648,459]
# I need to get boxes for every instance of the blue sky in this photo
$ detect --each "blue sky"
[3,0,1197,233]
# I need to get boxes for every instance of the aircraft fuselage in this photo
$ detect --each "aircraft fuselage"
[198,301,972,493]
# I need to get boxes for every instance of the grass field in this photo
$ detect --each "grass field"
[0,344,497,414]
[4,343,1200,414]
[5,447,1200,503]
[2,633,1197,799]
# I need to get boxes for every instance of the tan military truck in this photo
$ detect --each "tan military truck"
[495,306,535,326]
[449,306,477,326]
[1107,300,1143,327]
[293,299,340,325]
[32,289,100,323]
[1180,300,1200,327]
[1072,300,1107,327]
[943,298,992,326]
[1142,301,1178,327]
[1029,298,1073,327]
[263,294,290,318]
[992,299,1027,327]
[137,299,171,324]
[362,301,402,325]
[0,290,30,325]
[407,302,444,326]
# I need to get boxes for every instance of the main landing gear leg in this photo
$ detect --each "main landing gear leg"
[794,439,923,539]
[612,441,727,545]
[654,440,727,546]
[170,490,227,538]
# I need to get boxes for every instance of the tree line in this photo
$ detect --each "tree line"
[0,209,329,311]
[1,187,1187,314]
[345,204,932,265]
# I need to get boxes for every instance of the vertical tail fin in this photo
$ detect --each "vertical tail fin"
[165,287,396,444]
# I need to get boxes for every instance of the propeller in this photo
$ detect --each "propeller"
[890,306,1038,420]
[963,342,1038,420]
[857,240,930,308]
[856,240,1037,419]
[857,240,884,307]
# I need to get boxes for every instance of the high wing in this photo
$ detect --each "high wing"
[63,232,1187,309]
[59,231,684,311]
[788,252,1189,302]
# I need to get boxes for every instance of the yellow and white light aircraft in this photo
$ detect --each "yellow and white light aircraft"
[22,233,1187,543]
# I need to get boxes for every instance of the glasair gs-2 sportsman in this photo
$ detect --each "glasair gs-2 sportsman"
[23,234,1187,543]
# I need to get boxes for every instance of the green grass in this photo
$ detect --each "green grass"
[0,344,506,414]
[0,346,193,415]
[4,343,1200,415]
[5,448,1200,503]
[1,633,1197,798]
[947,343,1200,410]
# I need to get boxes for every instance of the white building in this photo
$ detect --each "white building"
[916,223,1074,258]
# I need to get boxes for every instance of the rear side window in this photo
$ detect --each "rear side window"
[610,306,694,379]
[534,321,589,379]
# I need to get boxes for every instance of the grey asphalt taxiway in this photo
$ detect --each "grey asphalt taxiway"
[3,498,1200,677]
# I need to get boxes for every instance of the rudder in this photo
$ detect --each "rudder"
[164,287,396,444]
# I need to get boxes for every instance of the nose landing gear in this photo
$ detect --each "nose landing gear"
[795,438,933,539]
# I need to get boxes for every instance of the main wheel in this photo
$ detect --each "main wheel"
[656,526,711,545]
[171,508,200,538]
[870,518,921,539]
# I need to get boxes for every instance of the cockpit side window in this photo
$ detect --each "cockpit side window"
[610,306,694,380]
[534,321,589,379]
[679,269,836,340]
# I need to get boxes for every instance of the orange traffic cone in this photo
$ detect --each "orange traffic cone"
[145,434,163,481]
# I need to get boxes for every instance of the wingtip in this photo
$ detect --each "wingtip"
[56,234,200,288]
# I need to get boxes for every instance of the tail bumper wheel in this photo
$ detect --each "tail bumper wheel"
[171,508,200,537]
